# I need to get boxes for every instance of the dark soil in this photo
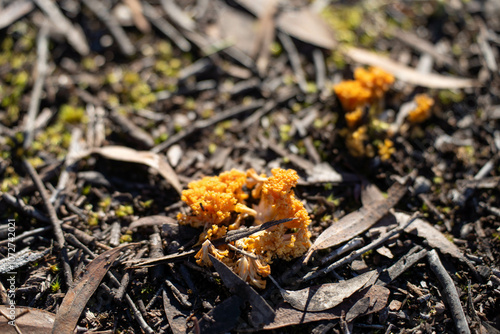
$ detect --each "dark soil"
[0,1,499,333]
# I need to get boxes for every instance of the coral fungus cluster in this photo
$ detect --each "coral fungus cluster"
[333,67,436,161]
[333,66,395,111]
[178,168,311,288]
[408,94,434,123]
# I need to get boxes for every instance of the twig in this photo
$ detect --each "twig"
[0,0,34,29]
[1,192,51,224]
[418,193,452,232]
[109,110,155,149]
[125,293,155,334]
[115,248,147,303]
[82,0,136,56]
[159,0,195,32]
[278,31,308,93]
[376,246,428,286]
[165,279,192,308]
[50,128,82,203]
[141,1,191,52]
[32,0,89,55]
[24,23,49,150]
[320,237,364,266]
[427,249,471,334]
[151,100,265,153]
[301,212,420,282]
[22,159,73,287]
[313,48,326,92]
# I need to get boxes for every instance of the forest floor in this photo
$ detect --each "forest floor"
[0,0,499,333]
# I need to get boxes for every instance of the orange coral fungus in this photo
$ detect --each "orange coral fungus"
[408,94,434,123]
[345,107,364,129]
[178,168,311,288]
[378,139,395,161]
[333,80,371,111]
[333,66,394,111]
[354,66,394,100]
[177,169,247,228]
[345,125,374,158]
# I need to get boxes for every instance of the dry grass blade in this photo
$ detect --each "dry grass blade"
[304,181,407,263]
[271,270,377,312]
[90,145,182,195]
[52,243,136,334]
[345,47,480,88]
[0,305,55,334]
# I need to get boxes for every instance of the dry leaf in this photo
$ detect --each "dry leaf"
[52,243,136,333]
[162,289,190,334]
[0,306,55,334]
[198,295,243,334]
[208,253,275,327]
[264,285,390,330]
[90,145,182,195]
[234,0,336,49]
[399,213,478,275]
[345,47,480,88]
[304,181,407,263]
[278,270,377,312]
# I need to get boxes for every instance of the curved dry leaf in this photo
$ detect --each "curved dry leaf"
[399,212,478,275]
[52,243,136,333]
[91,145,182,195]
[304,181,407,263]
[280,270,376,312]
[208,253,275,327]
[0,306,55,334]
[162,289,190,334]
[235,0,336,49]
[345,47,480,88]
[264,285,390,330]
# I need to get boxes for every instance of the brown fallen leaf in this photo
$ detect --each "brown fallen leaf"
[274,270,377,312]
[264,285,390,330]
[399,212,479,278]
[0,306,55,334]
[234,0,336,49]
[345,47,480,88]
[52,243,136,333]
[198,295,243,334]
[162,289,190,334]
[208,253,275,328]
[89,145,182,195]
[304,181,407,263]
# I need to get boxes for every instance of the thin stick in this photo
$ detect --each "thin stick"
[278,31,308,93]
[22,159,73,287]
[151,100,265,153]
[427,249,471,334]
[82,0,136,56]
[24,23,49,150]
[32,0,89,55]
[301,212,420,282]
[141,1,191,52]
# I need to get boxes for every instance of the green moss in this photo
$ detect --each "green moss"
[438,89,464,105]
[59,104,86,124]
[139,199,154,209]
[116,205,134,217]
[120,234,133,243]
[270,41,282,56]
